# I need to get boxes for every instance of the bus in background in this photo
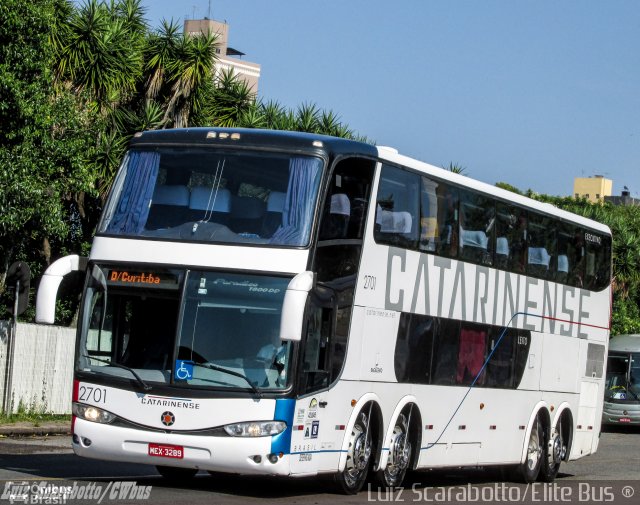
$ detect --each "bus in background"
[603,334,640,426]
[36,128,612,494]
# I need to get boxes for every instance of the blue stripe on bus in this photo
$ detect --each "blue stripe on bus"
[271,398,295,455]
[290,450,347,455]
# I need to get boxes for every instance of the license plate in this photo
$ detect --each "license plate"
[148,443,184,459]
[619,417,632,423]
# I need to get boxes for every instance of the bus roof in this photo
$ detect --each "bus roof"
[130,127,378,159]
[609,334,640,353]
[377,148,611,235]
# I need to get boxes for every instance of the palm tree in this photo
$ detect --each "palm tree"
[144,19,181,102]
[53,0,145,110]
[202,68,255,127]
[446,162,466,175]
[161,31,218,128]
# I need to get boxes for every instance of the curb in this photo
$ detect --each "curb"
[0,424,71,437]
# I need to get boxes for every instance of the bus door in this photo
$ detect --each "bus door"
[290,289,334,474]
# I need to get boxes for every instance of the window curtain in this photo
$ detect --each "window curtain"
[270,157,322,246]
[106,151,161,235]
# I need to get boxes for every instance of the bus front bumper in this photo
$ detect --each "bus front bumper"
[602,402,640,425]
[72,418,292,476]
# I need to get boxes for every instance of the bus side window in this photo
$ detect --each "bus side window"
[495,203,517,270]
[456,324,487,386]
[435,184,459,258]
[527,212,556,280]
[584,232,611,291]
[431,318,461,385]
[374,165,420,250]
[394,313,436,384]
[459,190,494,266]
[419,177,439,252]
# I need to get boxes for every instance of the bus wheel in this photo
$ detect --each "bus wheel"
[334,409,373,494]
[375,412,412,487]
[540,420,565,482]
[156,465,198,480]
[519,415,543,483]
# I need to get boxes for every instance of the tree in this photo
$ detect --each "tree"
[0,0,101,315]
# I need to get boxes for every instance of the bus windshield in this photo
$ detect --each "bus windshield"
[99,148,323,247]
[604,352,640,402]
[77,265,293,392]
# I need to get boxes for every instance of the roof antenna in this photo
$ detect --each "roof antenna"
[208,0,212,19]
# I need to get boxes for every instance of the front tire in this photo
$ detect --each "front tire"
[334,409,373,494]
[519,415,543,483]
[375,412,412,487]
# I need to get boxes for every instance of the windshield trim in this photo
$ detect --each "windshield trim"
[76,263,298,395]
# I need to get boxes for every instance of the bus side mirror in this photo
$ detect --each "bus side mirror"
[280,271,315,342]
[35,255,87,324]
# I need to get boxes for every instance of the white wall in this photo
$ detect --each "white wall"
[0,321,76,414]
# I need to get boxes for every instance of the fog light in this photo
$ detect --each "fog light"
[72,434,80,444]
[82,437,92,447]
[252,455,261,464]
[268,453,278,464]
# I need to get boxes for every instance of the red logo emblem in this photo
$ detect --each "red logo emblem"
[161,411,175,426]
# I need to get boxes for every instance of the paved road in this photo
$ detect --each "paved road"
[0,426,638,504]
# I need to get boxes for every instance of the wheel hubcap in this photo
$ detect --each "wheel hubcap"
[344,414,371,486]
[527,421,541,470]
[551,430,563,464]
[385,414,411,483]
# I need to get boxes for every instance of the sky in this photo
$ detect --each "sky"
[136,0,639,197]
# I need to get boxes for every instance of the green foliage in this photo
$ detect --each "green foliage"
[504,183,640,336]
[0,0,101,324]
[446,162,466,175]
[0,398,71,425]
[495,182,523,195]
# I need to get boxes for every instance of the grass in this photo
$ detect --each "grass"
[0,402,70,426]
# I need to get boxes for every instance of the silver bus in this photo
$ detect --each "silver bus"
[603,334,640,426]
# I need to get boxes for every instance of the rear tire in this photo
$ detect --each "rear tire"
[518,415,543,483]
[156,465,198,480]
[375,412,412,488]
[540,420,564,482]
[334,409,373,494]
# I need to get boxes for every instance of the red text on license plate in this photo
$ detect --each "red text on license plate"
[619,417,631,423]
[148,443,184,459]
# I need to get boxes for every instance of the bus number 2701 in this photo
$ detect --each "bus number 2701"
[363,275,377,290]
[79,386,107,404]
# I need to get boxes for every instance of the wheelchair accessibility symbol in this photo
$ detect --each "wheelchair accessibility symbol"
[175,360,194,380]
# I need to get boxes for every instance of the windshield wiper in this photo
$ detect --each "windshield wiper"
[83,355,152,391]
[192,362,262,399]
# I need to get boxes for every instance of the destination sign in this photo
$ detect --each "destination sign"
[108,270,178,289]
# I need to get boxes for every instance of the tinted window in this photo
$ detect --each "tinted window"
[527,212,556,280]
[374,165,420,249]
[370,163,611,292]
[459,190,495,266]
[394,314,531,389]
[584,232,611,291]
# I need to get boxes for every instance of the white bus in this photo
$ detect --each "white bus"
[37,128,612,493]
[603,334,640,426]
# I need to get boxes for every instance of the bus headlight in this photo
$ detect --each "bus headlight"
[72,402,116,424]
[223,421,286,437]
